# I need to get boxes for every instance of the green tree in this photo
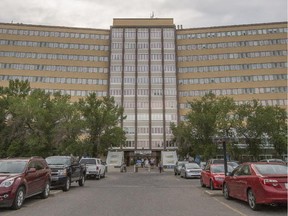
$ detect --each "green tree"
[174,93,236,160]
[233,100,287,160]
[78,94,125,157]
[262,106,287,157]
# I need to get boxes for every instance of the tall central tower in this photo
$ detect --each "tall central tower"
[109,18,178,153]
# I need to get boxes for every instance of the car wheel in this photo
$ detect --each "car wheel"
[223,183,230,200]
[63,177,71,191]
[12,186,25,210]
[174,172,177,176]
[96,174,101,180]
[210,180,214,190]
[247,189,261,211]
[40,181,50,199]
[200,177,205,187]
[79,175,85,186]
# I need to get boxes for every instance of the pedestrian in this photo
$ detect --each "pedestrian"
[158,162,163,173]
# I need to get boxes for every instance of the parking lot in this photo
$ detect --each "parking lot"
[1,169,287,216]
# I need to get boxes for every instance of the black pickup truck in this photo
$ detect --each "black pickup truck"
[45,156,86,191]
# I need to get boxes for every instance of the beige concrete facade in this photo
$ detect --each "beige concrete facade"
[176,22,287,117]
[0,19,287,159]
[0,23,110,102]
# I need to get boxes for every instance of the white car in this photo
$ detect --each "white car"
[79,158,106,180]
[180,163,202,179]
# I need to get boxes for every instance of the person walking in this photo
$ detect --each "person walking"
[158,162,163,173]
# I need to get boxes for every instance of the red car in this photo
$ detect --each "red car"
[222,162,288,210]
[200,164,233,190]
[0,157,51,210]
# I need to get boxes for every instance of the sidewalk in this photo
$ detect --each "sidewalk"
[125,166,173,173]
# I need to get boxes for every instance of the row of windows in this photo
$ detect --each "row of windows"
[180,99,287,110]
[177,27,287,40]
[124,140,173,148]
[179,74,287,85]
[110,88,177,96]
[125,114,177,121]
[112,28,175,39]
[0,51,108,62]
[0,40,109,51]
[110,64,176,72]
[178,62,287,73]
[179,86,287,97]
[0,28,109,40]
[111,53,175,61]
[42,88,107,97]
[111,42,175,50]
[122,101,177,109]
[0,63,108,73]
[177,38,287,51]
[178,50,287,62]
[110,77,176,84]
[1,75,107,85]
[124,126,172,135]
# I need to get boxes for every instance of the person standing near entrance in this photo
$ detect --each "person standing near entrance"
[158,162,163,173]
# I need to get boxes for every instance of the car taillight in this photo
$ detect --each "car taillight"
[262,179,279,187]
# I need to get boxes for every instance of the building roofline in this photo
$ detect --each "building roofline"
[176,21,288,31]
[0,22,110,32]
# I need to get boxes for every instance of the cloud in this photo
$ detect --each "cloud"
[0,0,286,29]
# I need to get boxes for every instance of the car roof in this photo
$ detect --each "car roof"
[0,157,43,161]
[240,162,286,165]
[80,158,99,160]
[46,156,71,158]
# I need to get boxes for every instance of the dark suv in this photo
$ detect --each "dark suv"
[0,157,51,210]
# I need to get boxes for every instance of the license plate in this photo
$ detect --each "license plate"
[285,183,288,189]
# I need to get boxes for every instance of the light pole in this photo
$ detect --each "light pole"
[222,139,228,176]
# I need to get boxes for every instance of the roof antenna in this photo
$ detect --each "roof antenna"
[150,11,155,18]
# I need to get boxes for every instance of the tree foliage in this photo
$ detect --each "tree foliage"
[0,80,126,158]
[172,93,287,161]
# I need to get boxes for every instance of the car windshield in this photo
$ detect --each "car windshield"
[0,160,27,173]
[177,161,188,167]
[46,157,70,165]
[254,164,288,175]
[186,163,200,169]
[227,162,239,168]
[211,165,233,173]
[80,159,96,165]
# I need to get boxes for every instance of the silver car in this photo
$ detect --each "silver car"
[180,163,202,179]
[174,161,189,175]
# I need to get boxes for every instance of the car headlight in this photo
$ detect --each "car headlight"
[58,169,67,176]
[0,178,15,187]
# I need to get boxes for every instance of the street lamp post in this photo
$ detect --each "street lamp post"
[222,139,228,176]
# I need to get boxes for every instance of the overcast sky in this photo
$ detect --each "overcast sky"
[0,0,287,29]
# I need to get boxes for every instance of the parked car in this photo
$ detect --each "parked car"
[207,159,239,170]
[0,157,51,210]
[180,163,202,179]
[79,158,106,180]
[227,161,240,169]
[260,158,286,164]
[222,162,288,210]
[200,164,233,190]
[46,156,86,191]
[174,161,189,175]
[200,162,207,170]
